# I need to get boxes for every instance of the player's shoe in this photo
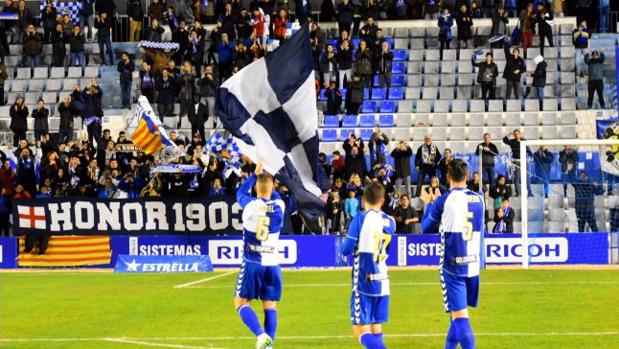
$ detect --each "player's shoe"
[255,333,273,349]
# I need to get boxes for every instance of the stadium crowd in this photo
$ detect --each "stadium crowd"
[0,0,610,246]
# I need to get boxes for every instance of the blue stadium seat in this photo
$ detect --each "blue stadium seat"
[340,128,355,140]
[342,114,358,127]
[378,114,395,127]
[373,75,381,86]
[391,75,406,87]
[352,38,360,48]
[364,88,370,100]
[328,39,338,49]
[393,50,408,61]
[322,129,337,142]
[383,37,394,49]
[360,114,375,127]
[360,128,374,140]
[340,88,347,99]
[392,62,405,74]
[319,89,327,101]
[371,88,386,100]
[361,101,377,113]
[388,87,404,100]
[323,115,339,127]
[379,101,396,113]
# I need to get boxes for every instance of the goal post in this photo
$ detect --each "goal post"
[519,139,619,268]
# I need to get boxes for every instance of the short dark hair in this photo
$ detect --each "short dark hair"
[363,182,385,205]
[486,52,493,58]
[502,197,510,203]
[447,159,468,182]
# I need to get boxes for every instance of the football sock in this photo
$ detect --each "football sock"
[360,332,386,349]
[373,333,387,348]
[237,305,265,337]
[445,320,459,349]
[264,308,278,340]
[453,318,475,349]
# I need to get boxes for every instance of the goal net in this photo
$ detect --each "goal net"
[512,139,619,267]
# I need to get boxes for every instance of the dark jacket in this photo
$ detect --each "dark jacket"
[354,48,373,75]
[337,47,353,70]
[232,48,251,69]
[144,25,164,42]
[533,148,554,177]
[58,101,79,129]
[81,86,103,118]
[491,11,509,36]
[472,59,498,83]
[148,1,165,20]
[117,60,135,83]
[584,52,606,81]
[376,51,393,74]
[22,32,42,56]
[503,137,530,160]
[95,0,116,17]
[126,0,144,21]
[347,79,364,104]
[94,16,112,38]
[503,46,525,81]
[320,0,336,21]
[10,104,29,132]
[344,153,367,179]
[319,51,338,74]
[236,13,253,39]
[368,132,389,166]
[155,77,177,104]
[391,146,413,178]
[476,141,499,167]
[197,75,218,98]
[559,149,578,173]
[537,9,554,35]
[69,32,85,53]
[32,107,50,133]
[337,2,354,25]
[456,11,473,40]
[493,206,514,233]
[532,60,547,87]
[52,31,67,56]
[0,64,7,88]
[415,143,441,168]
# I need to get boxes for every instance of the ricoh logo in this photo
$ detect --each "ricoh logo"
[208,240,298,265]
[485,238,568,263]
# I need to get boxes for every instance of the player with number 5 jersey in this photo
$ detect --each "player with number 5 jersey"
[341,182,396,349]
[421,159,485,349]
[233,162,285,349]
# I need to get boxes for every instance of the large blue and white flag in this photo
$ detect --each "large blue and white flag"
[218,25,329,220]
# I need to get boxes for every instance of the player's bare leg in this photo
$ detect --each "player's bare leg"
[446,309,475,349]
[353,324,387,349]
[262,301,278,347]
[234,297,272,349]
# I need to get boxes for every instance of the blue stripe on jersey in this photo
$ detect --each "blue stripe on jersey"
[421,187,484,277]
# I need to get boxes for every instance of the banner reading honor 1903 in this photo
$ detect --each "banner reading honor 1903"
[13,197,243,235]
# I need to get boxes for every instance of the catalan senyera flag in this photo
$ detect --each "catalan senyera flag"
[18,236,111,267]
[127,96,176,155]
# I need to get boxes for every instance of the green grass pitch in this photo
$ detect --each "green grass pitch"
[1,268,619,349]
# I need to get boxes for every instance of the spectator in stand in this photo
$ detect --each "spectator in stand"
[476,133,499,187]
[16,147,35,195]
[15,0,32,43]
[172,20,190,65]
[481,0,497,18]
[537,1,554,56]
[568,168,604,232]
[0,58,7,105]
[149,0,166,21]
[344,145,367,180]
[393,194,419,233]
[572,20,589,49]
[470,0,482,17]
[95,0,116,23]
[295,0,312,25]
[320,0,336,22]
[472,52,498,104]
[217,33,235,83]
[41,0,57,43]
[69,26,86,68]
[533,145,554,198]
[368,126,389,167]
[127,0,144,42]
[94,12,114,65]
[320,43,338,86]
[82,79,104,146]
[415,134,441,196]
[354,40,373,88]
[337,39,353,88]
[359,16,378,44]
[437,8,453,60]
[331,150,345,180]
[117,53,135,109]
[325,81,342,115]
[145,18,165,42]
[325,190,343,234]
[391,140,413,195]
[58,95,78,142]
[196,64,218,130]
[32,98,49,142]
[0,0,16,51]
[503,129,532,197]
[186,30,205,74]
[376,41,393,89]
[178,63,196,128]
[251,7,266,44]
[139,61,156,103]
[61,14,74,36]
[456,4,473,49]
[155,68,177,119]
[584,49,606,109]
[529,55,547,111]
[235,8,251,41]
[490,7,509,48]
[22,24,42,71]
[424,0,441,19]
[273,9,288,41]
[9,96,28,146]
[559,145,577,196]
[345,74,364,115]
[519,2,535,58]
[467,171,485,193]
[489,174,511,210]
[503,45,525,99]
[424,176,442,197]
[493,198,514,233]
[51,24,67,67]
[344,189,360,225]
[437,147,453,191]
[337,0,354,35]
[78,0,94,41]
[393,0,409,19]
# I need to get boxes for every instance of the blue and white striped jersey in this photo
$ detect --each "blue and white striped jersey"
[236,175,286,266]
[344,209,396,297]
[422,187,484,278]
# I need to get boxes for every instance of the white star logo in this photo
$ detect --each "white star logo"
[125,259,142,272]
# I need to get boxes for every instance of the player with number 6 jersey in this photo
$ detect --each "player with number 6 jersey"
[233,162,285,349]
[421,159,485,349]
[341,182,396,349]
